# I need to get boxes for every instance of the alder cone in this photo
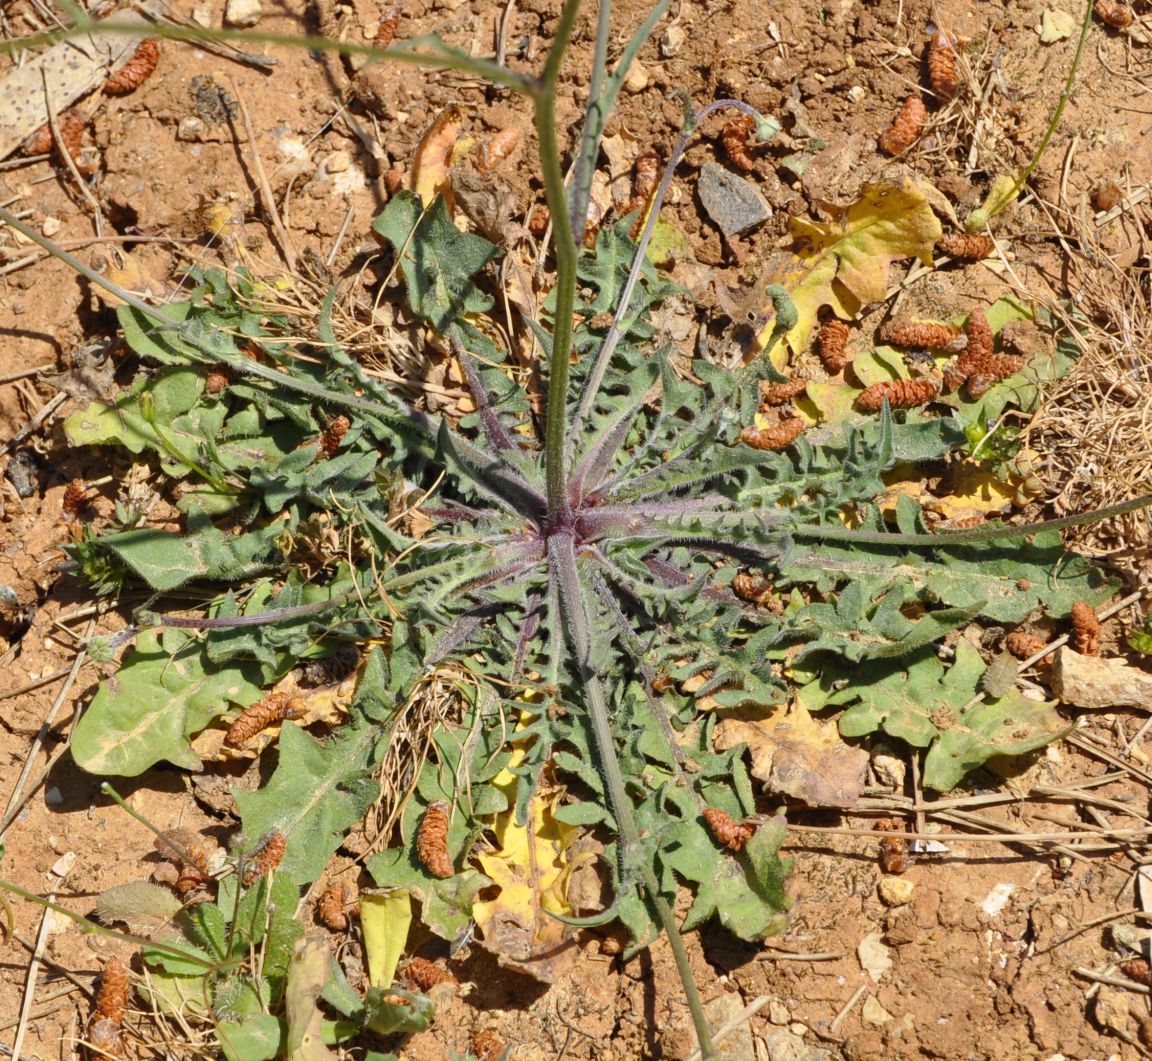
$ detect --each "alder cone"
[407,956,459,990]
[104,38,159,95]
[374,15,399,47]
[927,30,960,102]
[856,376,940,412]
[416,801,455,878]
[703,807,756,851]
[225,692,303,746]
[321,415,351,457]
[817,318,852,374]
[1005,630,1048,660]
[95,958,130,1022]
[964,308,994,362]
[62,478,88,518]
[22,110,97,174]
[1095,0,1135,28]
[879,835,909,874]
[878,96,926,155]
[88,1017,123,1057]
[739,418,805,451]
[205,369,231,394]
[880,318,957,350]
[964,353,1028,399]
[1070,600,1101,656]
[471,1029,506,1061]
[732,571,774,606]
[720,114,756,172]
[243,831,287,885]
[318,881,356,931]
[478,125,521,172]
[759,377,807,406]
[937,232,994,260]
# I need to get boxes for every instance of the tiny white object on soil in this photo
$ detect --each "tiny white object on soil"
[660,25,686,58]
[857,931,892,982]
[224,0,262,28]
[982,882,1016,916]
[41,218,61,238]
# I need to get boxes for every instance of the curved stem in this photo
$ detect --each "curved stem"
[536,0,583,522]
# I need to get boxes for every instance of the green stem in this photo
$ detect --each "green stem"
[1,20,533,92]
[536,0,583,521]
[568,0,612,245]
[1003,0,1094,209]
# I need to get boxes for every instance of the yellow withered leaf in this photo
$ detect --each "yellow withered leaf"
[760,179,942,355]
[470,719,587,983]
[361,889,412,989]
[411,105,463,209]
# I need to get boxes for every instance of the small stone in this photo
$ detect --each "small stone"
[847,85,866,103]
[624,60,650,93]
[224,0,262,27]
[878,877,916,906]
[660,24,686,57]
[41,217,62,237]
[45,787,63,806]
[870,743,906,790]
[177,116,207,142]
[857,931,892,981]
[768,1000,790,1025]
[697,161,771,237]
[324,150,351,174]
[861,996,893,1026]
[192,0,213,26]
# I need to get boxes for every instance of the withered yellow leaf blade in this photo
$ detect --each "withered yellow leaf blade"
[411,105,463,208]
[361,889,412,989]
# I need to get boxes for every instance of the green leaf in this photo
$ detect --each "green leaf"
[217,1016,286,1061]
[362,986,435,1036]
[836,640,1071,790]
[372,192,499,334]
[73,628,265,776]
[366,849,490,943]
[233,721,380,887]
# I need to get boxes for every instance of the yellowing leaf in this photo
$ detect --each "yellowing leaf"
[966,174,1019,231]
[1039,8,1077,42]
[763,179,942,354]
[929,465,1025,522]
[715,702,868,809]
[471,724,585,982]
[411,105,463,208]
[361,889,411,989]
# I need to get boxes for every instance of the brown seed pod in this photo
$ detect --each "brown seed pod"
[471,1028,506,1061]
[946,514,987,529]
[406,955,459,990]
[204,369,231,394]
[374,13,399,47]
[95,957,130,1023]
[88,1016,123,1057]
[383,167,406,196]
[926,30,960,103]
[817,318,852,374]
[104,38,159,95]
[320,415,351,458]
[633,147,660,203]
[936,232,995,260]
[732,571,775,606]
[528,206,550,239]
[739,418,806,451]
[964,308,994,363]
[1005,630,1049,660]
[416,801,454,878]
[759,377,808,406]
[23,110,97,175]
[224,692,305,746]
[1095,0,1135,28]
[703,807,756,852]
[880,318,958,350]
[856,376,941,412]
[878,96,927,156]
[964,353,1027,399]
[155,828,212,892]
[651,672,675,694]
[874,819,910,874]
[478,125,521,172]
[63,478,89,519]
[1092,180,1124,212]
[242,831,287,886]
[720,113,756,172]
[1122,957,1152,985]
[1070,600,1101,656]
[318,881,357,931]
